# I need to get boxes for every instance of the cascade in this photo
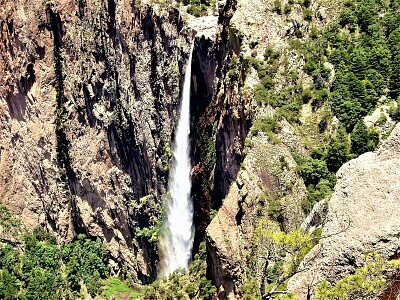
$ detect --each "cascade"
[159,44,194,276]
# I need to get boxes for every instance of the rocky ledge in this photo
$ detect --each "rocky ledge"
[288,124,400,299]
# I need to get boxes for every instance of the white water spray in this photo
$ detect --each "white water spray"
[159,44,194,276]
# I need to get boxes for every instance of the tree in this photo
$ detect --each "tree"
[299,159,330,186]
[350,121,379,156]
[389,53,400,99]
[326,126,350,172]
[62,234,109,296]
[252,219,319,299]
[315,252,400,300]
[0,269,20,300]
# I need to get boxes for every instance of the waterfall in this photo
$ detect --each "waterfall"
[159,44,194,277]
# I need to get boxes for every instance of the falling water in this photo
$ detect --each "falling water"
[159,44,194,277]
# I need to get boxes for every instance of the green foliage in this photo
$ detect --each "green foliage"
[143,242,216,299]
[293,126,348,211]
[135,225,160,243]
[303,8,312,22]
[299,159,330,186]
[104,277,142,300]
[252,219,319,297]
[268,199,284,223]
[295,150,336,213]
[315,252,400,300]
[264,48,280,60]
[326,125,350,172]
[0,204,21,232]
[0,269,20,300]
[240,275,262,300]
[388,100,400,121]
[20,228,64,300]
[251,116,282,136]
[187,5,201,17]
[350,121,379,155]
[273,0,282,14]
[0,225,110,300]
[328,0,400,129]
[62,234,109,296]
[296,118,379,213]
[0,204,22,242]
[301,88,312,103]
[284,4,292,15]
[303,179,335,213]
[182,0,209,16]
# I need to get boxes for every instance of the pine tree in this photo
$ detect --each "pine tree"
[326,125,350,172]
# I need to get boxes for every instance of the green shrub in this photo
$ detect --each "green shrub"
[326,125,350,172]
[316,252,400,300]
[284,4,292,14]
[187,5,201,16]
[268,199,283,222]
[273,0,282,14]
[350,121,379,155]
[301,88,312,103]
[303,8,313,21]
[0,225,112,300]
[251,116,282,136]
[299,159,330,186]
[388,100,400,121]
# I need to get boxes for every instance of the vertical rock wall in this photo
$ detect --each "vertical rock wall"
[190,0,253,256]
[0,0,191,282]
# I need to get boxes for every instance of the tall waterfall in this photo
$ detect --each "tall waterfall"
[159,44,194,277]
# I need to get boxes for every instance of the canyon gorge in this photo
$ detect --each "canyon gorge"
[0,0,399,299]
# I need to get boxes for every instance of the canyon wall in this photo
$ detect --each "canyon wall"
[0,0,192,282]
[288,123,400,299]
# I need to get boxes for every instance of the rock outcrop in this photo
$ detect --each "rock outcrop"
[288,124,400,299]
[206,133,307,299]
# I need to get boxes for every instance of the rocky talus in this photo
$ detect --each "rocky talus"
[288,124,400,299]
[0,0,192,281]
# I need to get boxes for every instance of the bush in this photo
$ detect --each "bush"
[284,4,292,14]
[388,100,400,121]
[350,121,379,155]
[62,234,109,296]
[303,178,335,213]
[301,88,313,103]
[326,125,350,172]
[187,5,201,16]
[299,159,330,186]
[268,199,283,223]
[303,8,313,21]
[251,116,282,136]
[273,0,282,14]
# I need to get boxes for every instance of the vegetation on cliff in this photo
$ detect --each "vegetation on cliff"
[0,204,141,300]
[232,0,400,298]
[142,242,216,299]
[1,0,400,298]
[247,0,399,216]
[316,252,400,300]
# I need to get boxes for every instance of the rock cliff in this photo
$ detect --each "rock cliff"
[288,124,400,299]
[2,0,399,297]
[0,0,192,282]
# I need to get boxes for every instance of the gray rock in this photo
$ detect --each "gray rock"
[288,124,400,299]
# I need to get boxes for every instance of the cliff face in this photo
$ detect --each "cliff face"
[201,0,314,297]
[3,0,399,297]
[288,123,400,299]
[0,0,191,282]
[190,0,251,255]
